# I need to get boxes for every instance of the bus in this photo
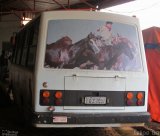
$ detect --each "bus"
[10,11,149,127]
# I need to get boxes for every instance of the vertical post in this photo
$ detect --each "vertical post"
[68,0,70,9]
[34,0,35,11]
[0,5,2,21]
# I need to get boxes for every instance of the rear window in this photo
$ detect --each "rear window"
[44,19,142,71]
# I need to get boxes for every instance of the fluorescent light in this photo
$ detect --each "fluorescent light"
[22,17,32,25]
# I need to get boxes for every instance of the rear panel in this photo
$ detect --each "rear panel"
[33,11,148,126]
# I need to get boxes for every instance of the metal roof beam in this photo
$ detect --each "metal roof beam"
[32,0,56,5]
[52,0,67,9]
[19,0,33,11]
[79,0,97,9]
[0,0,15,5]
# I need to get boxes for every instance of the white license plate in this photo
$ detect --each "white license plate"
[85,97,106,104]
[53,116,67,123]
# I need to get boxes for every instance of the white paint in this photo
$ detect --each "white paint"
[9,11,148,127]
[64,76,126,91]
[34,11,148,114]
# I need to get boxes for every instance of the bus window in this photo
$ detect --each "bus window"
[21,47,28,66]
[27,46,36,69]
[12,35,19,63]
[16,31,26,64]
[27,20,39,69]
[32,25,39,45]
[15,34,20,64]
[21,30,28,66]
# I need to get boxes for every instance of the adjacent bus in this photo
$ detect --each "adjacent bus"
[10,11,149,127]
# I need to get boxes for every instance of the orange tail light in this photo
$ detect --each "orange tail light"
[127,92,134,100]
[137,92,144,100]
[42,90,50,98]
[55,91,63,99]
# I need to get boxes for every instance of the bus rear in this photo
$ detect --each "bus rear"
[33,11,149,127]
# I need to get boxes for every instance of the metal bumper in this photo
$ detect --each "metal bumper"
[33,112,150,126]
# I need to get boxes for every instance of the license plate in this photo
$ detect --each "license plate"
[84,97,106,104]
[53,116,67,123]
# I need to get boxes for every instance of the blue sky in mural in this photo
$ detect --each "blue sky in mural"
[47,19,138,44]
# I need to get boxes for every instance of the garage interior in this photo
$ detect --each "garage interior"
[0,0,160,135]
[0,0,133,53]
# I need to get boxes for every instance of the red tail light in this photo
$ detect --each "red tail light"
[42,98,50,105]
[55,99,62,106]
[126,92,134,106]
[41,90,50,105]
[127,100,133,106]
[40,90,64,106]
[137,100,143,106]
[136,92,144,106]
[126,91,145,106]
[54,91,63,106]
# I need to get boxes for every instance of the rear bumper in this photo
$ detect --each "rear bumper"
[33,112,150,127]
